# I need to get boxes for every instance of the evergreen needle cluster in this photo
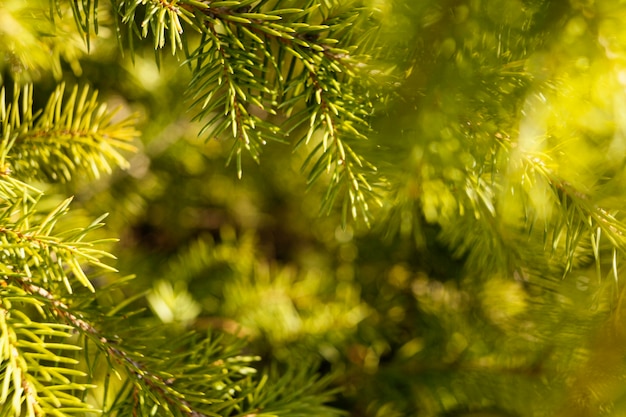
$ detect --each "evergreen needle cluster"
[106,0,386,224]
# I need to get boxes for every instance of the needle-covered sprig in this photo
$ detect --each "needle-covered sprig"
[64,0,390,224]
[0,83,138,183]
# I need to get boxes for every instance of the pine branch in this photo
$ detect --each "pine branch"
[0,190,118,416]
[5,270,343,417]
[0,193,116,293]
[187,19,283,175]
[285,43,380,225]
[0,301,95,417]
[0,83,138,182]
[2,272,228,417]
[66,0,388,223]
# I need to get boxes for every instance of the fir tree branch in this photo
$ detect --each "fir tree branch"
[0,180,117,293]
[0,83,138,183]
[4,272,244,417]
[82,0,386,222]
[289,61,379,226]
[188,16,282,177]
[5,268,342,417]
[189,1,382,222]
[0,284,97,417]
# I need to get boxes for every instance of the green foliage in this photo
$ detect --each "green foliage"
[1,83,137,182]
[9,0,626,417]
[107,0,385,224]
[0,82,132,414]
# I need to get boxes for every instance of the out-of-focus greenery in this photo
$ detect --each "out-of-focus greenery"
[8,0,626,416]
